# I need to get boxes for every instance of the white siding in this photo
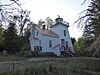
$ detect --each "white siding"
[29,28,61,55]
[51,24,74,52]
[40,35,60,55]
[29,22,74,56]
[29,29,41,51]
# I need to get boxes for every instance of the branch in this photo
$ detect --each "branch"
[12,0,23,10]
[81,0,87,5]
[0,2,15,7]
[81,0,90,5]
[74,14,92,24]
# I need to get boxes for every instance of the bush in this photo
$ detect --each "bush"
[38,52,57,57]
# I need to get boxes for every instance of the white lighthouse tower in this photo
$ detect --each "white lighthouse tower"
[50,16,74,53]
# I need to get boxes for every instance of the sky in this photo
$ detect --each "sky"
[21,0,90,40]
[1,0,90,40]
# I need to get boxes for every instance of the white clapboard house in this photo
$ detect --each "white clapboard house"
[29,17,74,56]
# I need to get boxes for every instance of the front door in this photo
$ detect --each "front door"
[61,39,65,51]
[66,41,68,50]
[61,39,65,46]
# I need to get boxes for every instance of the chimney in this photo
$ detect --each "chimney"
[42,25,46,30]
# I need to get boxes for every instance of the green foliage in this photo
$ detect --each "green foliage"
[0,25,4,40]
[75,0,100,56]
[74,0,100,56]
[3,23,20,54]
[74,37,88,56]
[0,0,32,54]
[82,0,100,56]
[0,25,5,51]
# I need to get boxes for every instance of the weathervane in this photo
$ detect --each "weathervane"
[58,15,60,18]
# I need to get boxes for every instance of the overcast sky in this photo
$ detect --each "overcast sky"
[21,0,90,39]
[1,0,90,39]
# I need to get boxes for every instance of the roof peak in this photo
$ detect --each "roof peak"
[37,28,59,38]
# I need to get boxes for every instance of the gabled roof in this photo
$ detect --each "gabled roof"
[38,28,59,38]
[50,22,69,28]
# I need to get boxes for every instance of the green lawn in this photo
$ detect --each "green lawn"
[0,55,26,61]
[0,57,100,75]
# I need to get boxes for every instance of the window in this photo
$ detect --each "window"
[66,41,68,49]
[61,39,65,45]
[63,30,66,36]
[39,40,41,46]
[49,40,52,47]
[36,31,38,36]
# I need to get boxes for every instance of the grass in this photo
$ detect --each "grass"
[0,52,28,61]
[0,57,100,75]
[0,55,26,61]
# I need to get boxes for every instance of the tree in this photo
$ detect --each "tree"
[0,0,23,53]
[38,19,45,28]
[0,25,4,41]
[75,0,100,56]
[0,25,5,51]
[74,37,88,56]
[45,17,54,28]
[0,0,33,36]
[3,22,20,54]
[0,0,22,25]
[75,0,100,37]
[0,0,34,54]
[15,10,31,36]
[37,17,54,29]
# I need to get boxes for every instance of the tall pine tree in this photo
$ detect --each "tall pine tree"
[83,0,100,40]
[3,22,20,54]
